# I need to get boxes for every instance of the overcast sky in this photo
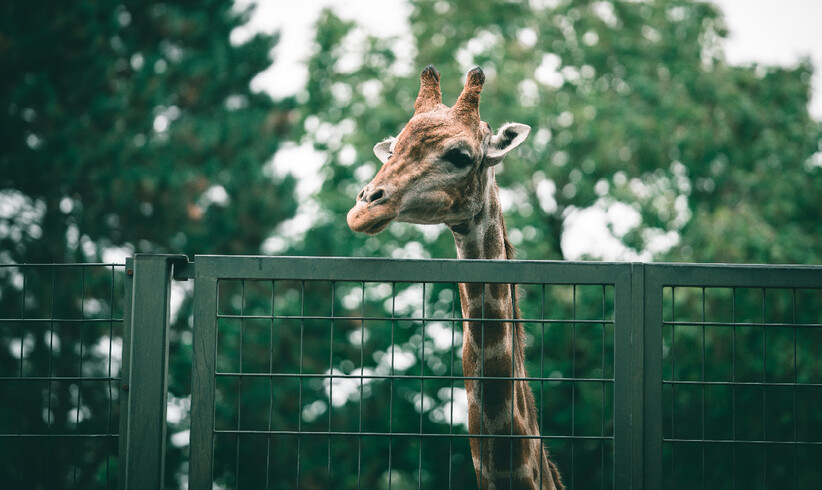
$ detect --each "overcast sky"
[238,0,822,118]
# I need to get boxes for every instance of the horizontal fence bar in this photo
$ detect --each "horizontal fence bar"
[0,433,118,439]
[662,321,822,328]
[663,380,822,388]
[212,429,614,441]
[0,263,125,268]
[647,263,822,289]
[215,314,613,324]
[193,255,630,284]
[192,256,822,286]
[0,318,124,323]
[663,438,822,446]
[0,376,119,382]
[214,372,614,383]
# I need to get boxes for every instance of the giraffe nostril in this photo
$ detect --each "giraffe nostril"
[367,188,385,203]
[358,186,389,204]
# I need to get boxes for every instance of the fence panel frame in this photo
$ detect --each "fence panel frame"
[110,255,820,489]
[189,273,218,489]
[186,255,635,489]
[642,263,822,489]
[118,257,134,489]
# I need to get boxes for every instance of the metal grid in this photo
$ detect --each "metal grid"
[188,256,632,489]
[0,263,124,489]
[661,286,822,488]
[642,264,822,490]
[9,257,807,488]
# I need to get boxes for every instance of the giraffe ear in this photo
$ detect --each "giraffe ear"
[485,123,530,165]
[373,137,395,164]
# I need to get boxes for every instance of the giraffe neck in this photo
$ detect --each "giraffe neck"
[450,174,560,490]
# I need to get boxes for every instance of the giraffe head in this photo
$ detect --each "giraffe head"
[347,65,530,235]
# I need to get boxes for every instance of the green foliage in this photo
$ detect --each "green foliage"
[1,0,297,488]
[296,0,821,264]
[1,0,297,263]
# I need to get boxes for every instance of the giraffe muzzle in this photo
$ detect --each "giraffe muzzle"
[347,185,398,235]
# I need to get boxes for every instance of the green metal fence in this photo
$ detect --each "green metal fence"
[185,256,633,490]
[2,255,821,489]
[641,264,822,489]
[0,262,125,489]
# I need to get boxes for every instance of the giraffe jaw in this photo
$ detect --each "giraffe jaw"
[347,201,397,235]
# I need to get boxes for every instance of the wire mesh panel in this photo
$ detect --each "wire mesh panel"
[645,265,822,490]
[4,257,820,489]
[189,256,632,490]
[0,263,125,489]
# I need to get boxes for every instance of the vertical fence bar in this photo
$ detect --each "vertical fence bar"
[643,266,664,490]
[614,263,638,490]
[119,254,188,490]
[189,272,218,490]
[118,258,134,490]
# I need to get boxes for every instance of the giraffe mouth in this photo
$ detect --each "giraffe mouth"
[364,217,394,234]
[347,201,397,235]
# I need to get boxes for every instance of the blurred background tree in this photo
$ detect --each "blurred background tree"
[2,0,821,488]
[1,0,296,487]
[293,0,821,265]
[0,0,297,264]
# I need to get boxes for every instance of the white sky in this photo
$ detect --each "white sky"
[715,0,822,117]
[240,0,822,117]
[234,0,412,97]
[238,0,822,261]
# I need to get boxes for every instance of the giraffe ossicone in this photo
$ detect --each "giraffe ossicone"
[347,65,564,490]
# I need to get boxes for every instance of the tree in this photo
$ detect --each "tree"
[0,0,297,264]
[0,1,297,487]
[293,0,821,265]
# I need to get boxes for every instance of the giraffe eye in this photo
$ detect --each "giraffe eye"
[443,148,473,169]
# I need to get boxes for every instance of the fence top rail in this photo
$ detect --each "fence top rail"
[0,262,125,268]
[645,262,822,289]
[9,257,817,289]
[186,255,822,286]
[190,254,634,285]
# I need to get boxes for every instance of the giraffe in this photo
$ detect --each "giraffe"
[347,65,564,490]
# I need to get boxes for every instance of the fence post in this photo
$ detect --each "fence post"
[188,265,217,490]
[119,254,190,490]
[612,264,636,489]
[642,265,663,490]
[628,263,646,490]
